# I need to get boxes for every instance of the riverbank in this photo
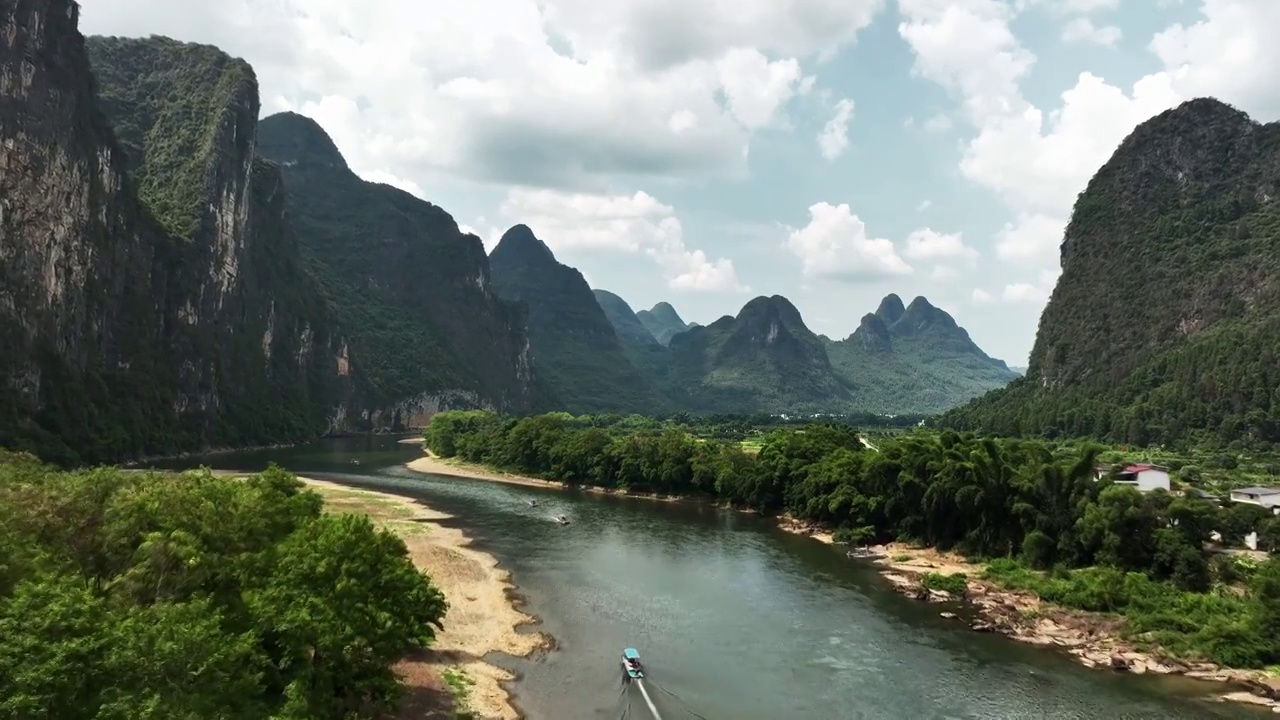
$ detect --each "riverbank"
[301,477,551,720]
[776,519,1280,713]
[406,451,684,503]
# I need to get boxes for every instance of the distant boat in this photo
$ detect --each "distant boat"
[621,647,645,679]
[528,499,538,507]
[350,459,360,465]
[555,515,570,526]
[846,547,885,560]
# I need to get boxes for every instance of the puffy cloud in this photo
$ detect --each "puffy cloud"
[971,288,995,304]
[539,0,886,69]
[1061,18,1122,46]
[897,0,1034,125]
[1150,0,1280,120]
[1001,268,1062,304]
[903,228,978,264]
[994,212,1068,264]
[784,203,913,281]
[78,0,883,191]
[498,189,745,292]
[818,99,856,160]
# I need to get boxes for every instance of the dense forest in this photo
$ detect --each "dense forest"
[0,453,446,718]
[427,411,1280,667]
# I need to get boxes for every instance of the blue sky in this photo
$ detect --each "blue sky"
[80,0,1280,365]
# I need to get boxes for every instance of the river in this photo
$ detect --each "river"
[154,436,1263,720]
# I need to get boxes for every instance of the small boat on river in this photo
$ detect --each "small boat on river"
[555,515,570,526]
[528,499,538,507]
[846,547,886,560]
[621,647,645,680]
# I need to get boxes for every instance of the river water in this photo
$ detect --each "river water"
[155,436,1263,720]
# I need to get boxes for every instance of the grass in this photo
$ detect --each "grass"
[441,667,476,720]
[922,572,969,596]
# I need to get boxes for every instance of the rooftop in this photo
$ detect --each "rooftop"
[1232,486,1280,496]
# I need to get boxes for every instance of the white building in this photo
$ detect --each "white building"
[1093,463,1171,493]
[1229,486,1280,515]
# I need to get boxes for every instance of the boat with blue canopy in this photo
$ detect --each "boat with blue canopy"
[621,647,645,679]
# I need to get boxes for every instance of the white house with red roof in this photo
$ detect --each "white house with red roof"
[1093,462,1171,493]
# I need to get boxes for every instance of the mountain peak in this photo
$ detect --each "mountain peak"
[257,112,349,170]
[849,313,892,352]
[875,293,905,324]
[490,224,558,266]
[738,295,803,324]
[895,296,958,335]
[637,301,693,346]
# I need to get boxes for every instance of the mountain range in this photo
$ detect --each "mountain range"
[0,2,1016,464]
[487,227,1016,415]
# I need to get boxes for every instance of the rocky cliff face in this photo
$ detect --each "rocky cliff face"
[944,98,1280,446]
[256,112,533,419]
[0,0,356,464]
[489,225,662,413]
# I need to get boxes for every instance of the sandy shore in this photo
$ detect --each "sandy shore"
[301,477,551,720]
[774,520,1280,711]
[406,452,684,502]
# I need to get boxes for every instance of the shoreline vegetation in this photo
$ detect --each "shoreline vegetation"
[0,454,459,719]
[415,410,1280,712]
[299,477,551,720]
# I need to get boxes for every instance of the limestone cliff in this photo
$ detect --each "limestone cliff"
[0,1,341,463]
[944,98,1280,446]
[256,112,534,419]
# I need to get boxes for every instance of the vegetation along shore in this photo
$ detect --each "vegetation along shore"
[0,451,547,720]
[420,410,1280,711]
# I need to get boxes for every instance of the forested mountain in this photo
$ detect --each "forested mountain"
[826,294,1019,414]
[255,112,533,419]
[0,9,351,467]
[0,0,535,465]
[488,227,664,413]
[593,290,661,349]
[944,98,1280,448]
[636,302,697,345]
[666,295,854,413]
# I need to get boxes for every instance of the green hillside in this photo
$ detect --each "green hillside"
[943,98,1280,449]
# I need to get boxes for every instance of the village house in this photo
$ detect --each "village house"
[1093,463,1171,493]
[1229,486,1280,515]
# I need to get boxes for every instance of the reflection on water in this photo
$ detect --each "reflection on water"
[163,437,1263,720]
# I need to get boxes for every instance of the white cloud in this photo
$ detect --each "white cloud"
[1015,0,1119,13]
[1061,17,1122,46]
[903,228,978,264]
[1001,268,1061,304]
[897,0,1035,125]
[498,189,745,292]
[716,49,809,129]
[916,199,933,212]
[971,288,995,304]
[1150,0,1280,120]
[994,212,1067,264]
[78,0,885,191]
[818,98,855,160]
[784,203,913,281]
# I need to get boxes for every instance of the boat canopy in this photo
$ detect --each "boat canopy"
[623,648,641,660]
